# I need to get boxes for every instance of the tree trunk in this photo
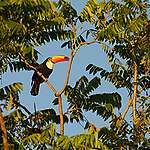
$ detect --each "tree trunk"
[0,108,9,150]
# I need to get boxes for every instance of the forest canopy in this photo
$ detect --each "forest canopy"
[0,0,149,149]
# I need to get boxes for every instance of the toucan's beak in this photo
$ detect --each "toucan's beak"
[51,55,69,63]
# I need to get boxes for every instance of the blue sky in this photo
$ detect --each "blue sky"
[2,0,130,135]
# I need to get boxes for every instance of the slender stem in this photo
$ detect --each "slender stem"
[56,27,76,134]
[58,95,64,135]
[45,81,57,94]
[19,25,95,135]
[56,26,77,96]
[57,54,74,96]
[80,41,97,45]
[56,42,97,96]
[132,62,138,123]
[0,108,9,150]
[121,98,132,123]
[56,26,78,134]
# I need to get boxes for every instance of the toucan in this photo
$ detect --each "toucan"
[30,55,69,96]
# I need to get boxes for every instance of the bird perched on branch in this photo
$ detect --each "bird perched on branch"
[30,55,69,96]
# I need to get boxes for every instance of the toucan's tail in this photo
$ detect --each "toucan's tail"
[30,80,40,96]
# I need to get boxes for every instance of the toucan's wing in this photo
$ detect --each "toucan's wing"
[31,64,45,83]
[30,79,41,96]
[30,63,41,85]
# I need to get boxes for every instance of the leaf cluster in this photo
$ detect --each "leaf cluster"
[61,34,86,50]
[0,0,77,76]
[0,0,149,149]
[1,106,69,149]
[86,63,133,90]
[0,83,68,149]
[80,0,150,76]
[64,75,121,122]
[0,82,23,110]
[52,123,109,150]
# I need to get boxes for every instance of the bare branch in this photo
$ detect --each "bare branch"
[133,62,138,124]
[121,98,132,122]
[56,26,77,96]
[58,95,64,135]
[56,53,74,96]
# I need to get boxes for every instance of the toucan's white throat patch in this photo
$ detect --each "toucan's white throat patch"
[46,61,54,69]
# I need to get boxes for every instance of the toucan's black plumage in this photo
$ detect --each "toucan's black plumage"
[30,56,69,96]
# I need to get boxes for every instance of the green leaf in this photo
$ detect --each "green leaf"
[79,35,86,42]
[52,98,59,105]
[86,64,93,71]
[61,41,69,48]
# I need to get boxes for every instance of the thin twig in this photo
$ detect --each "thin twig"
[80,41,98,45]
[18,28,97,135]
[0,107,9,150]
[78,121,85,129]
[120,98,132,123]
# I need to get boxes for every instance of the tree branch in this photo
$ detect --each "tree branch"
[133,62,138,124]
[56,25,77,96]
[56,52,74,96]
[18,25,92,135]
[0,107,9,150]
[120,98,132,123]
[58,95,64,135]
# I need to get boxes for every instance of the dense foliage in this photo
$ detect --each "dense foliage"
[0,0,149,149]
